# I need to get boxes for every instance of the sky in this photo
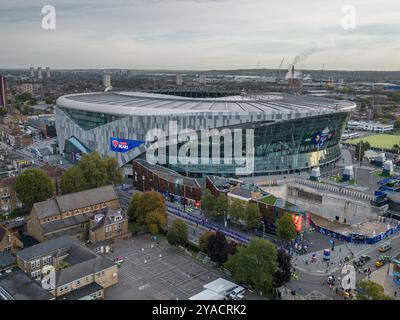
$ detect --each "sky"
[1,0,400,70]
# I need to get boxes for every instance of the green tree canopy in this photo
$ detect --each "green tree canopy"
[167,219,188,247]
[244,203,260,230]
[225,237,277,295]
[145,210,167,235]
[127,191,167,235]
[201,190,217,216]
[60,166,86,195]
[275,213,297,241]
[274,248,292,288]
[357,280,393,300]
[59,151,123,194]
[16,168,55,209]
[355,141,370,161]
[127,192,143,221]
[199,230,214,253]
[228,199,245,223]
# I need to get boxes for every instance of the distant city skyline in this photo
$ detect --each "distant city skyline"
[1,0,400,71]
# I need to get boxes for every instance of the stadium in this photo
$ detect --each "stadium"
[55,91,356,176]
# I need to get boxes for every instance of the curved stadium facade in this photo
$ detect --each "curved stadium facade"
[55,92,356,176]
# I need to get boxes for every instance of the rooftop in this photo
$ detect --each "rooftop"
[0,270,54,300]
[57,91,356,117]
[134,159,200,188]
[32,184,118,219]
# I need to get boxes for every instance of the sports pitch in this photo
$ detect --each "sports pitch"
[347,134,400,150]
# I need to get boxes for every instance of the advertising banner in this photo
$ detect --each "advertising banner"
[110,137,145,153]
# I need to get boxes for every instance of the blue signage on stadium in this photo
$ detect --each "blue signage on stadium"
[110,138,145,153]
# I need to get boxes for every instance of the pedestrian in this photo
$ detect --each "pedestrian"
[395,291,397,298]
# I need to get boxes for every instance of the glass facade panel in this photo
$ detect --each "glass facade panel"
[167,112,348,176]
[60,107,121,130]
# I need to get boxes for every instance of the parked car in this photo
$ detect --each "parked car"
[375,255,392,268]
[378,242,392,253]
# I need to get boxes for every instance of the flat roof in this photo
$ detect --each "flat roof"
[203,278,237,294]
[189,289,225,300]
[0,270,54,300]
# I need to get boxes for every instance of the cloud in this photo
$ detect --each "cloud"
[0,0,400,70]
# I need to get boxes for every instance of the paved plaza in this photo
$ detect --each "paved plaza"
[104,235,229,300]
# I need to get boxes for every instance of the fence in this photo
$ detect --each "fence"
[310,218,400,244]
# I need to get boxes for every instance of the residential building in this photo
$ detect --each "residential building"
[19,83,33,95]
[89,208,130,243]
[0,224,23,252]
[0,124,33,148]
[0,270,54,300]
[27,185,120,242]
[0,177,18,215]
[15,236,118,299]
[347,121,394,133]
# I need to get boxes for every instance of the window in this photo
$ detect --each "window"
[105,226,112,233]
[76,280,81,285]
[31,270,41,280]
[42,256,51,265]
[31,259,40,269]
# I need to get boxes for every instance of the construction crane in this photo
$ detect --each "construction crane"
[276,58,284,83]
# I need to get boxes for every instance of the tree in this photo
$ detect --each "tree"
[135,191,167,225]
[215,193,228,219]
[392,144,400,154]
[15,168,55,209]
[355,141,370,161]
[0,107,7,122]
[145,210,167,235]
[78,152,109,189]
[201,190,217,216]
[207,231,229,265]
[274,248,292,287]
[229,199,245,223]
[60,166,86,195]
[244,203,260,230]
[225,237,277,295]
[102,156,123,185]
[199,230,214,253]
[127,193,143,221]
[126,191,167,234]
[275,214,297,242]
[167,219,188,247]
[357,280,393,300]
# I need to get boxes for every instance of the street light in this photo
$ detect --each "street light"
[387,247,392,276]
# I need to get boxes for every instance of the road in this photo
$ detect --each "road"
[287,231,400,299]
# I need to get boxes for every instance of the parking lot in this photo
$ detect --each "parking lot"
[104,235,229,300]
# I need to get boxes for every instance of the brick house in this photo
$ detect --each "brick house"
[27,185,120,242]
[89,208,130,244]
[0,224,24,252]
[16,236,118,300]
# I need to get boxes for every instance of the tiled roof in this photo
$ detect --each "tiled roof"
[33,185,118,219]
[55,185,117,212]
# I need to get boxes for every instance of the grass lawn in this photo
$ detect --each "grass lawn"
[347,134,400,150]
[329,175,357,185]
[259,195,277,205]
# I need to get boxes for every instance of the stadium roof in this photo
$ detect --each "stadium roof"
[57,92,356,117]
